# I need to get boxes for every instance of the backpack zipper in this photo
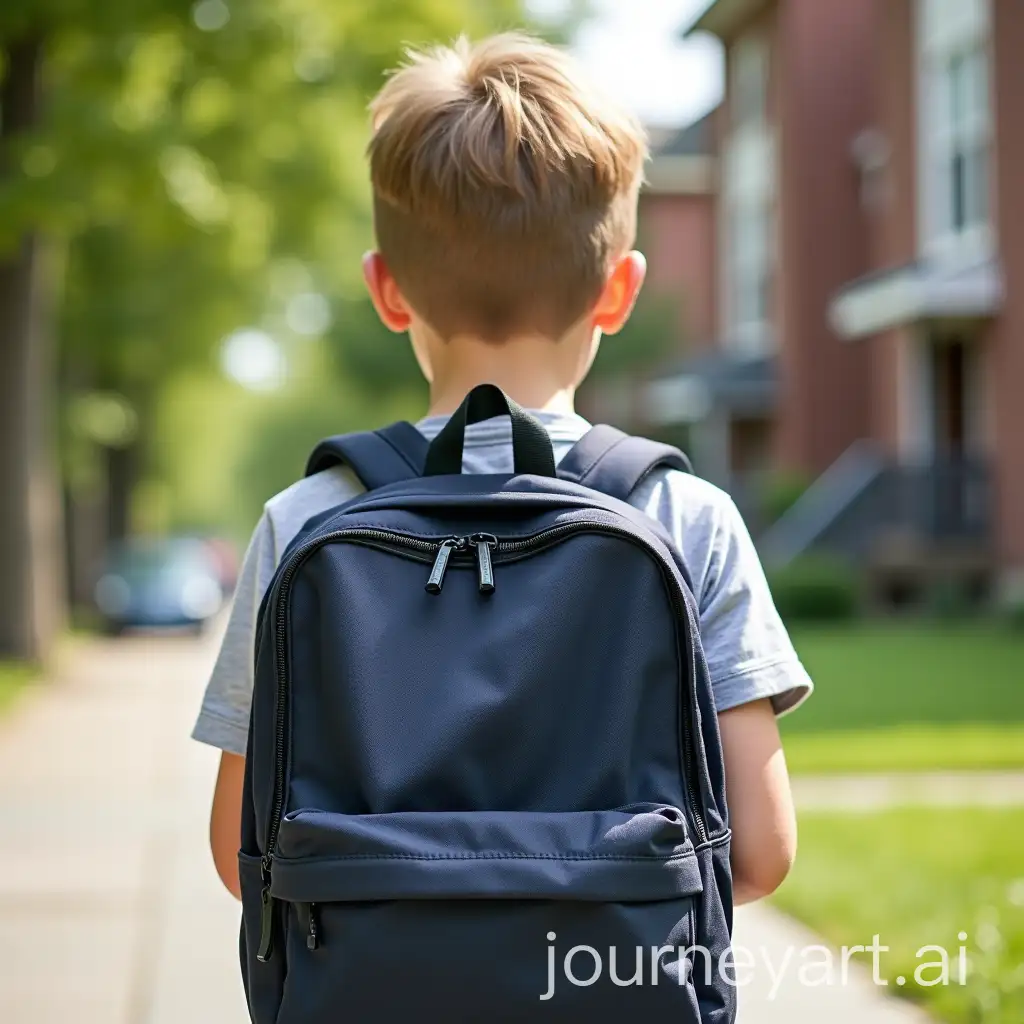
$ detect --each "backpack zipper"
[425,538,463,593]
[306,902,320,950]
[256,522,708,962]
[256,868,275,962]
[469,534,497,594]
[425,534,498,594]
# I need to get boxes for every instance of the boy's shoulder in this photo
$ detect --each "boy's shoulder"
[605,428,739,526]
[263,466,366,555]
[258,440,747,589]
[635,462,745,535]
[262,456,738,524]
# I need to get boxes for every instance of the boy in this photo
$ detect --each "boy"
[193,32,811,907]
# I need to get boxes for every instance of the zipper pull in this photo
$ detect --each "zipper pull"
[471,534,497,594]
[256,859,275,963]
[425,538,461,594]
[306,902,320,950]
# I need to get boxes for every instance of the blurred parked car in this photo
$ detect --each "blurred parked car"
[94,537,225,635]
[200,535,241,596]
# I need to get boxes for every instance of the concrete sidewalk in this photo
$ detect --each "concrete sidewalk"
[0,629,936,1023]
[732,905,936,1023]
[0,628,247,1024]
[793,770,1024,810]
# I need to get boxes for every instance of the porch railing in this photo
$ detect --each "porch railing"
[758,447,993,567]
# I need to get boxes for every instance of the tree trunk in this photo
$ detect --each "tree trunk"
[58,356,103,614]
[63,483,106,612]
[105,440,141,545]
[0,37,65,662]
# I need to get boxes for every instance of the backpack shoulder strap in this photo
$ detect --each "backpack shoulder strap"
[557,424,693,503]
[305,421,427,490]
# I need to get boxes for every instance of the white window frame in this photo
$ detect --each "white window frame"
[916,0,994,266]
[721,32,775,356]
[730,30,770,130]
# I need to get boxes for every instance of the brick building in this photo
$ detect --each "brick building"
[639,0,1023,598]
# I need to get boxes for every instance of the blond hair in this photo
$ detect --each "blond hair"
[368,33,647,341]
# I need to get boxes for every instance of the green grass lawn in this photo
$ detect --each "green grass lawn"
[782,625,1024,773]
[0,662,34,716]
[774,807,1024,1024]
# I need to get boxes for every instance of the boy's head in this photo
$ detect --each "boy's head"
[364,33,648,389]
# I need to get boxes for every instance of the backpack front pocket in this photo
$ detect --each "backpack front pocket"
[268,806,705,1023]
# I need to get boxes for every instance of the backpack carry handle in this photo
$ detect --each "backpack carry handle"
[423,384,557,478]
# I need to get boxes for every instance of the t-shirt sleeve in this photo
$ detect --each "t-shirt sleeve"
[191,512,277,756]
[698,494,813,716]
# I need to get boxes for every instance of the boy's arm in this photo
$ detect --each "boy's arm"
[673,485,811,903]
[719,699,797,904]
[211,752,245,899]
[193,513,277,900]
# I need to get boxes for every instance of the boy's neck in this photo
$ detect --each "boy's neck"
[424,345,578,418]
[427,386,575,418]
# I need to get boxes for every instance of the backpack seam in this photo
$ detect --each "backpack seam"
[374,428,422,475]
[274,851,700,864]
[304,517,640,548]
[693,830,732,853]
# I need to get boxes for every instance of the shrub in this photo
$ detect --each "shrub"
[924,578,984,621]
[1003,597,1024,633]
[766,556,860,623]
[759,470,813,526]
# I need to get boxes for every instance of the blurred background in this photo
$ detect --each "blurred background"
[0,1,1021,1022]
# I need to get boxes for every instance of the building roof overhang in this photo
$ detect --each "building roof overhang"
[829,258,1004,340]
[644,351,777,425]
[643,155,717,196]
[684,0,772,40]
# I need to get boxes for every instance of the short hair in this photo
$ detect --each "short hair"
[368,33,647,341]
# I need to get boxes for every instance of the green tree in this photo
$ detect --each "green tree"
[585,292,682,382]
[1,0,527,654]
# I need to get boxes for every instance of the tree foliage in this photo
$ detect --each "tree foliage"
[586,291,683,381]
[0,0,531,650]
[31,0,526,391]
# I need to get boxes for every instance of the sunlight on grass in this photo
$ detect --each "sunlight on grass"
[783,626,1024,773]
[0,662,34,716]
[784,725,1024,775]
[775,808,1024,1023]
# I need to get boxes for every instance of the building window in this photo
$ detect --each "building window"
[722,33,775,355]
[918,0,993,262]
[731,34,769,130]
[729,202,771,331]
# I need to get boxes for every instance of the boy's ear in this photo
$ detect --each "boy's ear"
[363,251,413,333]
[592,251,647,336]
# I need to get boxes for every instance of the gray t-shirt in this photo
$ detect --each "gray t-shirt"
[192,410,812,756]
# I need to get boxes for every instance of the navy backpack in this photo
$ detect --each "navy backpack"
[239,384,736,1023]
